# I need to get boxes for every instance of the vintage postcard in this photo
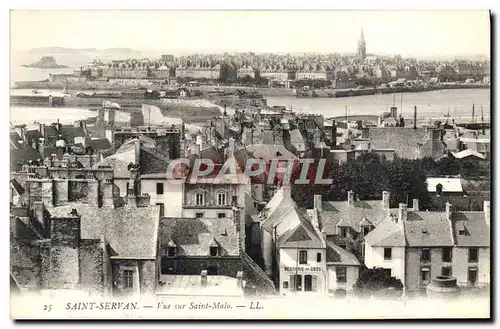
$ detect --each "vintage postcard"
[9,9,491,320]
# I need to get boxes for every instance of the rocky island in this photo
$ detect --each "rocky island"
[22,56,68,69]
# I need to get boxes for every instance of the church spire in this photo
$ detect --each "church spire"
[357,26,367,61]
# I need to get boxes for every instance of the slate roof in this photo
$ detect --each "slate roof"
[88,138,112,151]
[93,145,136,178]
[139,148,169,175]
[451,211,489,247]
[10,179,25,195]
[277,207,324,249]
[260,186,297,232]
[245,144,298,161]
[320,200,390,235]
[369,127,447,160]
[10,146,43,171]
[60,125,86,138]
[25,129,42,140]
[325,241,361,266]
[364,216,406,247]
[48,203,159,259]
[158,217,240,257]
[404,212,454,247]
[426,177,463,193]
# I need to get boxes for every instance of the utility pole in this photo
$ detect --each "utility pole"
[345,105,348,123]
[481,105,485,135]
[472,102,475,124]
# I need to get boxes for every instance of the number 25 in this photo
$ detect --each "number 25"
[43,305,52,312]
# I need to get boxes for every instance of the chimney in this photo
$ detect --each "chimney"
[102,180,115,208]
[313,194,322,212]
[282,182,292,200]
[39,123,45,137]
[413,199,419,211]
[228,137,236,153]
[414,106,417,129]
[307,209,319,230]
[236,271,243,289]
[484,201,490,226]
[382,191,390,209]
[193,144,201,155]
[446,202,452,220]
[134,139,141,165]
[201,270,208,287]
[331,120,337,147]
[347,190,354,204]
[398,203,408,222]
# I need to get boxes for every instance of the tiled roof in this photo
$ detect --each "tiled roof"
[158,217,240,257]
[326,241,361,266]
[319,200,390,235]
[48,203,159,258]
[404,212,453,247]
[451,211,489,247]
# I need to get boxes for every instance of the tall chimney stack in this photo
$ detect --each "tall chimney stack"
[347,190,354,204]
[398,203,408,222]
[382,191,390,209]
[314,194,323,212]
[413,199,419,211]
[200,270,208,287]
[414,106,417,129]
[446,202,453,220]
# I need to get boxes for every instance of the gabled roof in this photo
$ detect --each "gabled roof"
[88,138,112,151]
[451,211,489,247]
[451,149,486,160]
[245,144,298,162]
[365,216,406,247]
[158,217,240,257]
[277,208,324,249]
[260,186,297,232]
[320,199,391,235]
[10,179,25,195]
[326,241,361,266]
[93,144,136,178]
[48,203,159,259]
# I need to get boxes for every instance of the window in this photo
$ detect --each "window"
[290,274,302,291]
[217,212,226,219]
[420,267,430,284]
[217,192,227,206]
[339,227,348,238]
[167,247,176,257]
[468,267,478,286]
[232,195,238,205]
[156,203,164,217]
[442,266,452,276]
[336,267,347,283]
[195,193,204,206]
[363,226,370,236]
[469,248,479,262]
[442,247,452,262]
[304,275,317,292]
[123,270,134,289]
[210,246,219,257]
[384,248,392,260]
[436,183,443,195]
[421,248,431,262]
[299,250,308,264]
[195,212,204,218]
[317,253,322,263]
[126,182,130,192]
[283,281,289,289]
[156,182,164,195]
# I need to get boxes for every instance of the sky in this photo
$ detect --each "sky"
[10,10,491,58]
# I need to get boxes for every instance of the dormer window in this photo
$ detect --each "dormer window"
[210,246,219,257]
[167,247,176,257]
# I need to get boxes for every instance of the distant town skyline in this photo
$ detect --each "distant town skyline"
[11,10,491,58]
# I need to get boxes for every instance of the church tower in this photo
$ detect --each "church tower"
[357,27,367,61]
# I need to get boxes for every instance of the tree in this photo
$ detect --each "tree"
[353,267,404,299]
